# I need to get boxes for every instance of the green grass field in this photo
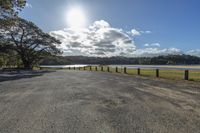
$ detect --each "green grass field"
[85,66,200,82]
[40,66,200,82]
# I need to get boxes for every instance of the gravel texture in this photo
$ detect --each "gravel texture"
[0,70,200,133]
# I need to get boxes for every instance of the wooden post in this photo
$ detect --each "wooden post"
[184,70,189,80]
[95,66,98,71]
[84,67,86,70]
[107,66,110,72]
[69,67,71,70]
[90,66,92,71]
[101,66,103,71]
[156,69,159,77]
[74,67,75,70]
[116,67,118,73]
[137,68,140,75]
[124,67,127,74]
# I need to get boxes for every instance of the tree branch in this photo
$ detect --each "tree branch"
[10,33,19,47]
[19,26,25,45]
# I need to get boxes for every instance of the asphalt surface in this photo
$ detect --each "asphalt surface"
[0,70,200,133]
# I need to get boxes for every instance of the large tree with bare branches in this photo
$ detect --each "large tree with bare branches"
[0,18,61,69]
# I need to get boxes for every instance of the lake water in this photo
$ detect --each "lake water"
[40,65,200,70]
[40,65,88,68]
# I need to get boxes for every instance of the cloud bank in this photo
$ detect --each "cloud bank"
[186,49,200,57]
[50,20,189,57]
[132,48,182,57]
[50,20,136,57]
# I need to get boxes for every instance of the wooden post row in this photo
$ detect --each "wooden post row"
[137,68,140,75]
[156,69,159,77]
[184,70,189,80]
[124,67,127,74]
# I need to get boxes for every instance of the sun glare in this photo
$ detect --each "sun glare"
[66,7,86,28]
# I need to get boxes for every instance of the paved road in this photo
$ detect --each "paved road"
[0,70,200,133]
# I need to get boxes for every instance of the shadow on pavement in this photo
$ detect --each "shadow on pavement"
[0,70,55,82]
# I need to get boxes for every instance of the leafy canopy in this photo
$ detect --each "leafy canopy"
[0,18,62,68]
[0,0,26,18]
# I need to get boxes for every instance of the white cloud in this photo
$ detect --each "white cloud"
[132,48,182,57]
[128,29,152,37]
[144,43,160,47]
[144,44,149,47]
[186,49,200,57]
[50,20,136,57]
[130,29,141,36]
[144,31,152,34]
[140,30,152,34]
[50,20,184,57]
[25,3,32,8]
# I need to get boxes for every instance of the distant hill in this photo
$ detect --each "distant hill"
[40,54,200,65]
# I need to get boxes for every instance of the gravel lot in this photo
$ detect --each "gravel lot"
[0,70,200,133]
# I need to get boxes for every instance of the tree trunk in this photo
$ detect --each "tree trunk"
[23,62,32,69]
[21,56,33,70]
[18,50,37,70]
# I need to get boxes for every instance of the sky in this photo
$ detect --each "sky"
[20,0,200,57]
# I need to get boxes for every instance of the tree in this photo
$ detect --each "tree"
[0,0,26,18]
[0,18,61,69]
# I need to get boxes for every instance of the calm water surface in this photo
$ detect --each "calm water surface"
[40,65,200,70]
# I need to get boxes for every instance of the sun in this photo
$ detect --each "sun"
[66,7,86,28]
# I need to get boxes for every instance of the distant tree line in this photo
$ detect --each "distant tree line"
[40,54,200,65]
[40,56,71,65]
